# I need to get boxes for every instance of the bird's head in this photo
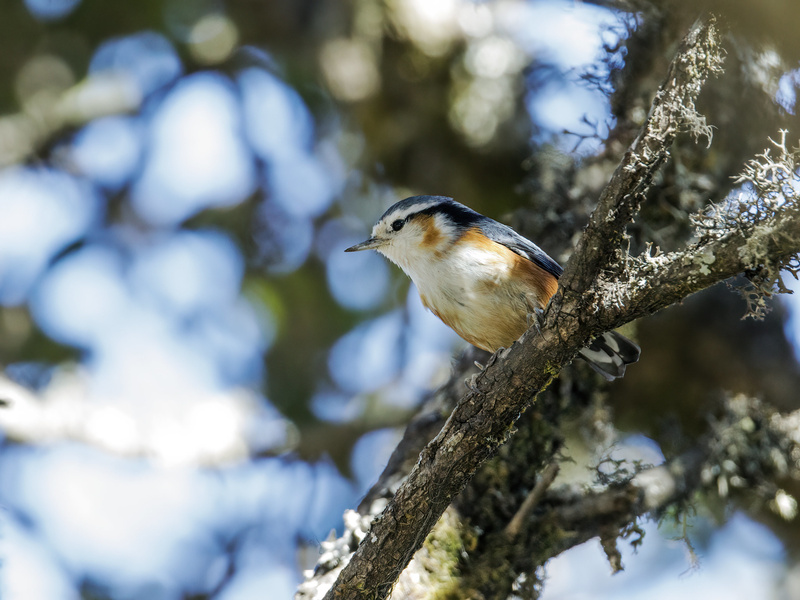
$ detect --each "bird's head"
[345,195,480,273]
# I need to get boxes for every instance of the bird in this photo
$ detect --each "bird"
[345,195,640,380]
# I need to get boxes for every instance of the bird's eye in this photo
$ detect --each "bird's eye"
[391,219,405,232]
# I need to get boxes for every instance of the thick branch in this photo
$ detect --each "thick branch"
[319,17,727,600]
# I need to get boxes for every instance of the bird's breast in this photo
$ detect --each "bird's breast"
[412,232,559,352]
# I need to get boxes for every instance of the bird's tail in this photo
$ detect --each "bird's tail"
[578,331,641,381]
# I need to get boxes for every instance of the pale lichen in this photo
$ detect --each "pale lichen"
[687,130,800,318]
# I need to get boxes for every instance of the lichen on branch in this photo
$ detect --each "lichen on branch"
[649,129,800,319]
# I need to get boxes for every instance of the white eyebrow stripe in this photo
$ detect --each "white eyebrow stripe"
[382,200,440,224]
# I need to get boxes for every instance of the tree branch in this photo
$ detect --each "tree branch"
[303,15,800,600]
[622,203,800,321]
[557,15,723,297]
[541,393,800,560]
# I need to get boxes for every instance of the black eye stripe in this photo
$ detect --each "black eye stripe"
[391,219,405,231]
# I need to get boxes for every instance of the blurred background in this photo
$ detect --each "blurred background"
[0,0,800,598]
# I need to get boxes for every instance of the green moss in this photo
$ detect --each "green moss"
[417,511,476,600]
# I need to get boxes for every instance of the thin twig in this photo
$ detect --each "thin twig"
[504,462,560,539]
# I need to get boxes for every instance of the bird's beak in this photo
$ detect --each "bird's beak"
[344,237,383,252]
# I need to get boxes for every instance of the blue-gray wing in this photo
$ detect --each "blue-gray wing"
[476,218,564,279]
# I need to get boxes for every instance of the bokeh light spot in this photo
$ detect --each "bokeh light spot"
[15,54,75,108]
[30,245,128,348]
[328,313,403,394]
[267,152,335,218]
[326,244,389,311]
[90,31,183,97]
[776,69,800,113]
[23,0,81,21]
[71,116,142,189]
[319,38,380,102]
[311,389,366,423]
[130,229,243,318]
[0,168,99,305]
[133,73,257,225]
[389,0,459,56]
[188,14,239,65]
[1,517,76,599]
[255,202,314,273]
[350,428,402,495]
[216,565,298,600]
[238,68,314,161]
